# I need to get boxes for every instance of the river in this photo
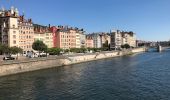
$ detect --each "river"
[0,49,170,100]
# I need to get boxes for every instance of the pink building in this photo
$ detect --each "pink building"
[55,26,77,49]
[86,36,94,48]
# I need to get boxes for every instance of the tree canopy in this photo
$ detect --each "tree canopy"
[32,40,47,52]
[121,44,130,49]
[10,46,23,54]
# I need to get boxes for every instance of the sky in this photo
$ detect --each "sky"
[0,0,170,41]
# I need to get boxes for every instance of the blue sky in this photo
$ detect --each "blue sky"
[0,0,170,41]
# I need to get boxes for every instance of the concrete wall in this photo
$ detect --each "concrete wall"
[0,47,145,77]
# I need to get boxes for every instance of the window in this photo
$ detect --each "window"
[13,35,16,39]
[13,40,16,44]
[13,31,16,34]
[13,25,15,28]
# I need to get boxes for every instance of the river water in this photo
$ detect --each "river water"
[0,49,170,100]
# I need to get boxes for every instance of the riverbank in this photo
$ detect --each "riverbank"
[0,47,146,77]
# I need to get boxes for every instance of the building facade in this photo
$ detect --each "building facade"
[86,35,94,48]
[88,33,102,48]
[34,24,54,48]
[0,7,19,47]
[18,15,34,54]
[110,30,136,50]
[0,7,35,54]
[100,33,111,47]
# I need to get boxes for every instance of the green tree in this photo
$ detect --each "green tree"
[0,44,10,55]
[10,46,23,59]
[121,44,130,49]
[47,48,63,55]
[32,40,47,56]
[10,46,23,54]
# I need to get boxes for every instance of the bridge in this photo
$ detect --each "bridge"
[157,46,170,52]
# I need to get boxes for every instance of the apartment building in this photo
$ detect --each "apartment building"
[18,15,34,54]
[79,32,86,48]
[86,35,94,48]
[88,33,102,48]
[0,7,35,54]
[100,33,111,47]
[0,7,19,47]
[110,30,136,50]
[55,26,76,49]
[34,24,54,48]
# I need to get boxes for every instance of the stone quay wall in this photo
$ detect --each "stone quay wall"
[0,47,146,77]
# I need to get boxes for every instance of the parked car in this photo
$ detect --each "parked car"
[3,56,15,60]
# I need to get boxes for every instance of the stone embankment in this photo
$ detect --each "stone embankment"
[0,47,146,77]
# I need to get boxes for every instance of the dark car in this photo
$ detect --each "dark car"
[3,56,15,60]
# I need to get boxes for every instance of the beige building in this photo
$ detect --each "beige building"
[100,33,111,47]
[110,30,136,50]
[34,24,53,48]
[0,7,35,55]
[122,32,136,47]
[0,7,19,47]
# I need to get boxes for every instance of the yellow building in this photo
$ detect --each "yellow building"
[34,24,53,48]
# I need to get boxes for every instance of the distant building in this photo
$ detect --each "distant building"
[110,30,122,49]
[54,26,86,49]
[110,30,136,50]
[86,35,94,48]
[79,31,86,48]
[99,33,111,47]
[87,33,102,48]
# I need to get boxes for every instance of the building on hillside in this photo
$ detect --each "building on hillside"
[86,35,94,48]
[110,30,136,50]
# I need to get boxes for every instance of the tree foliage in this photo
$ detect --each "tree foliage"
[32,40,47,52]
[10,46,23,54]
[47,48,63,55]
[70,48,86,53]
[121,44,130,49]
[0,44,10,54]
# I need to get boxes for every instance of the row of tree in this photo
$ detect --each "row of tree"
[32,40,112,55]
[0,44,23,59]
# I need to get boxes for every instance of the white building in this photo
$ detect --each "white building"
[89,33,102,48]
